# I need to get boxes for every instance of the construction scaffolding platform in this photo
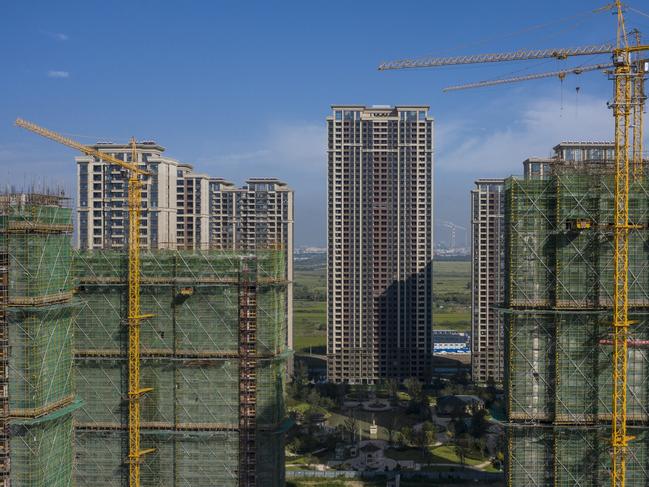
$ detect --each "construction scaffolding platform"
[0,194,77,487]
[73,248,288,487]
[504,173,649,485]
[508,424,649,486]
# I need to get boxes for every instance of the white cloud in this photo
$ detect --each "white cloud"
[47,70,69,79]
[266,123,324,168]
[53,33,69,41]
[198,122,324,172]
[437,94,615,174]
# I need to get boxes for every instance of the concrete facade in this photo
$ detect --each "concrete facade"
[208,177,294,361]
[470,179,505,385]
[76,142,183,250]
[326,105,434,384]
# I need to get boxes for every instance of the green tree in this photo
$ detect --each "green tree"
[287,436,303,454]
[495,430,506,458]
[399,426,413,447]
[306,388,322,408]
[457,444,467,466]
[403,377,423,402]
[414,423,436,453]
[343,412,359,445]
[386,415,399,446]
[422,421,437,447]
[475,437,487,458]
[469,409,490,438]
[335,383,347,407]
[291,361,309,399]
[386,378,399,403]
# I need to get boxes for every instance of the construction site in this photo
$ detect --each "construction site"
[0,193,289,486]
[504,169,649,485]
[375,2,649,485]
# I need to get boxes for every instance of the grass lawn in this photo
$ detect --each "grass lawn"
[433,309,471,332]
[294,300,326,354]
[287,400,323,415]
[433,261,471,297]
[287,481,384,487]
[384,444,487,468]
[293,268,327,354]
[433,260,470,333]
[295,269,327,291]
[326,407,420,443]
[429,445,484,466]
[292,259,473,352]
[286,454,320,466]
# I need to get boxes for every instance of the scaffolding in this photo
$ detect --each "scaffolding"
[0,194,77,487]
[504,173,649,485]
[239,262,257,487]
[0,207,8,485]
[73,248,288,487]
[508,425,649,486]
[506,173,649,309]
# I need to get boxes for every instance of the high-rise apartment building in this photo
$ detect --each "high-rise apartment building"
[327,105,433,384]
[470,141,615,386]
[77,141,188,250]
[77,144,294,255]
[471,179,505,385]
[523,141,615,179]
[208,177,294,356]
[208,178,293,252]
[176,163,211,249]
[77,143,294,364]
[503,151,649,485]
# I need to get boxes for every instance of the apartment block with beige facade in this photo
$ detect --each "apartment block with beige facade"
[327,105,433,384]
[208,177,294,355]
[76,141,183,249]
[470,179,505,385]
[78,148,294,356]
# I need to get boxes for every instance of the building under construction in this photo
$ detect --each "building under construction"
[0,193,289,486]
[504,166,649,485]
[0,193,78,487]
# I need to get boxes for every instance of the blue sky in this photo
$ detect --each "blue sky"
[3,1,649,246]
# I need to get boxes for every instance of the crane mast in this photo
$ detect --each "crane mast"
[611,3,635,484]
[379,3,648,485]
[14,119,155,487]
[632,31,646,178]
[126,137,155,486]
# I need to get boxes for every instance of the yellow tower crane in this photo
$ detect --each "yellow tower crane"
[14,118,155,487]
[379,3,647,486]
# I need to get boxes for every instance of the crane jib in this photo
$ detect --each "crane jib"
[378,44,616,70]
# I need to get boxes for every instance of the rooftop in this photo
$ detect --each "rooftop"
[92,141,166,152]
[330,104,430,110]
[553,141,614,149]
